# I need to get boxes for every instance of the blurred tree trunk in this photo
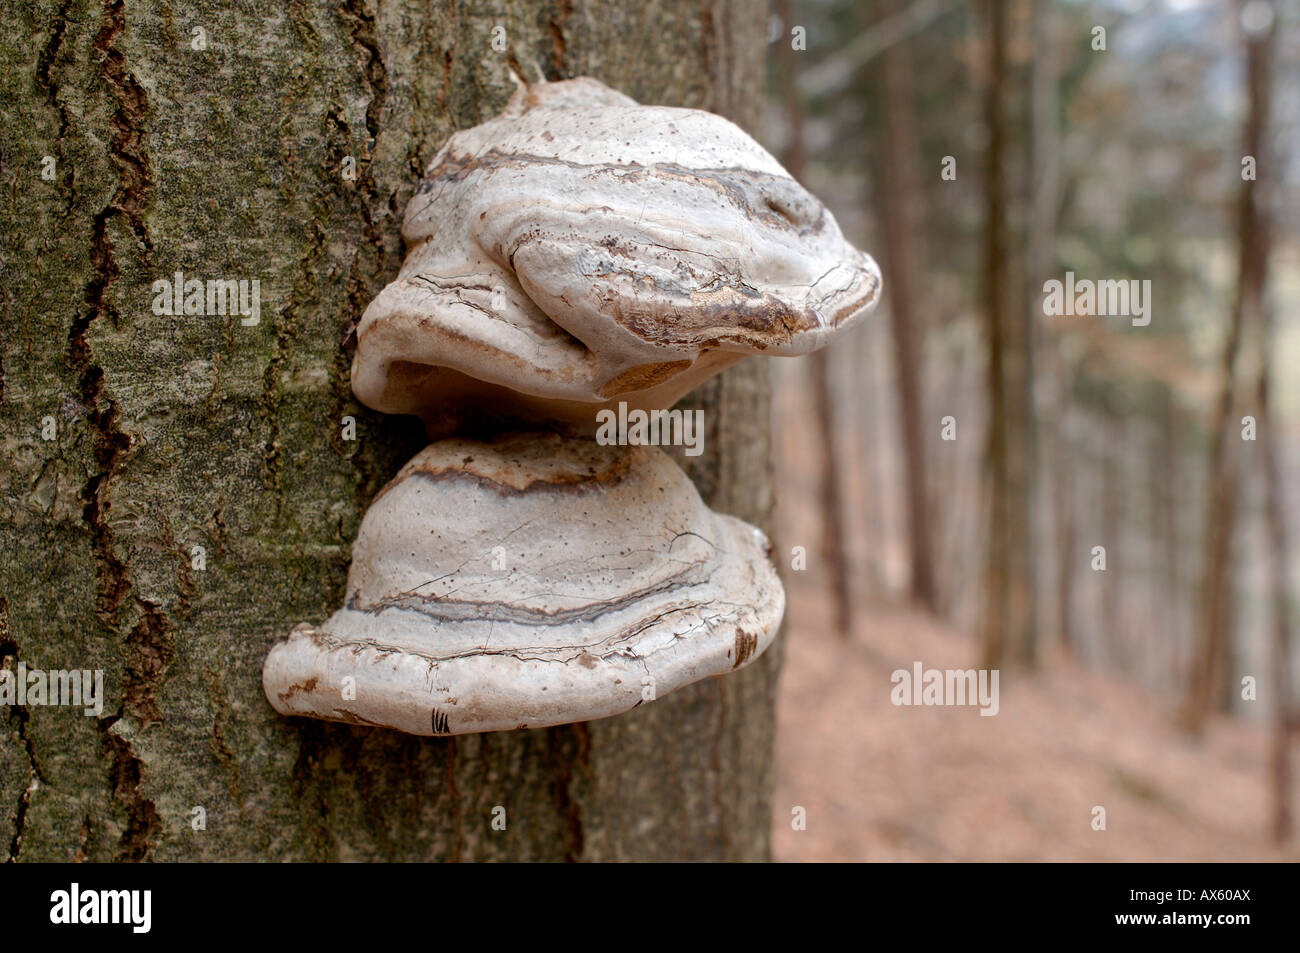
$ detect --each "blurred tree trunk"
[978,0,1008,670]
[1233,5,1291,841]
[1,0,777,862]
[1157,385,1182,679]
[1182,1,1274,735]
[857,320,890,596]
[1027,0,1057,658]
[979,0,1033,669]
[874,0,938,614]
[778,0,852,637]
[1100,404,1124,670]
[807,353,851,637]
[1053,407,1077,658]
[1258,299,1293,842]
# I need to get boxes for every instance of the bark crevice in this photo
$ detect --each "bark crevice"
[73,0,169,862]
[4,0,772,862]
[339,0,402,516]
[550,722,588,861]
[5,704,40,863]
[2,600,46,862]
[547,0,573,78]
[36,0,75,212]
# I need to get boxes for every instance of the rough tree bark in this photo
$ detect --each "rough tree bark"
[1,0,777,862]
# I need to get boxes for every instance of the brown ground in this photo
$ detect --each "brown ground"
[771,589,1295,861]
[767,363,1297,862]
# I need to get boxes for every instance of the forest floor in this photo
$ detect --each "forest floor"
[770,585,1296,861]
[766,360,1296,862]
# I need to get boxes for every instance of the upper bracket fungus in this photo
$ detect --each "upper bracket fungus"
[263,75,880,737]
[351,76,881,436]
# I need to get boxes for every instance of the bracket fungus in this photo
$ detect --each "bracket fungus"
[351,76,881,436]
[263,75,880,737]
[263,434,784,735]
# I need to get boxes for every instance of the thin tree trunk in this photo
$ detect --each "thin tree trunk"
[1235,4,1290,841]
[1026,0,1057,662]
[1258,301,1293,841]
[778,0,851,637]
[1158,384,1181,686]
[858,315,889,596]
[1100,405,1124,670]
[809,352,853,636]
[1054,407,1077,659]
[875,0,938,614]
[1,0,776,862]
[1182,0,1273,734]
[979,0,1009,670]
[976,0,1034,669]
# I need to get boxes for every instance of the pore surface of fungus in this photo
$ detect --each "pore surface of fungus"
[262,433,784,735]
[352,76,881,434]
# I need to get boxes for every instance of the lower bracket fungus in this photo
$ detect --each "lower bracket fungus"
[262,433,784,736]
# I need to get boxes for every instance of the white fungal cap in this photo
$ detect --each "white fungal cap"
[351,76,880,434]
[262,432,785,736]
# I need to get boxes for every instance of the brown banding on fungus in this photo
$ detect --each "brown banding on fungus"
[262,434,784,736]
[262,75,878,737]
[351,76,881,436]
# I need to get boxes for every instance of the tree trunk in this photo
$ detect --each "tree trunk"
[1258,301,1293,842]
[1053,407,1077,658]
[1234,6,1290,841]
[1,0,776,862]
[1100,404,1124,671]
[1026,0,1056,662]
[776,0,852,637]
[874,0,937,615]
[1182,0,1273,734]
[1158,385,1182,684]
[978,0,1010,670]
